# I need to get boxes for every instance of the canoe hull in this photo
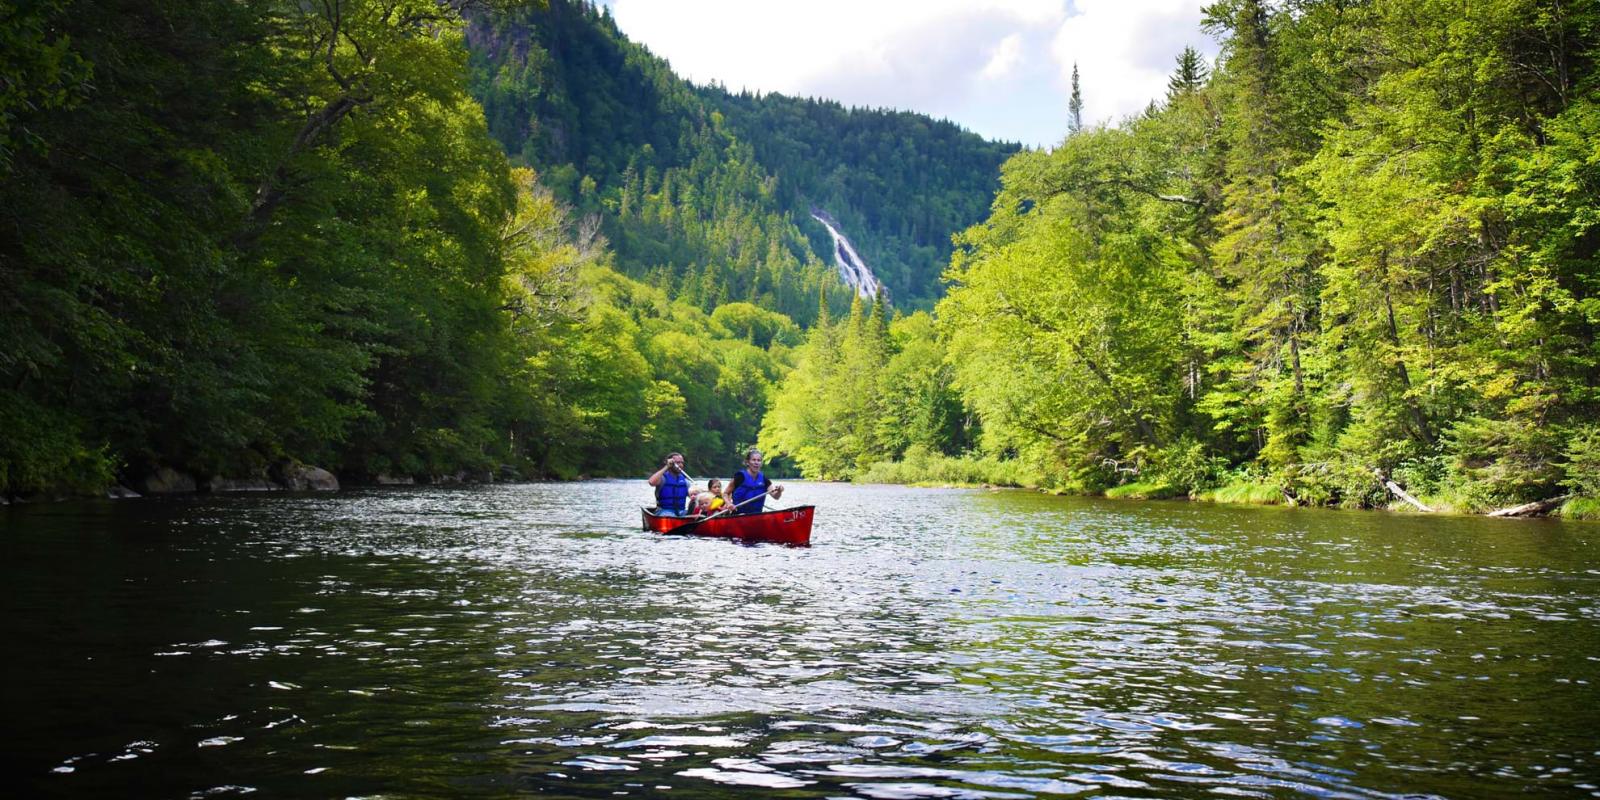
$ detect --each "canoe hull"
[642,505,814,546]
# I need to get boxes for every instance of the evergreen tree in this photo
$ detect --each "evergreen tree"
[1069,63,1084,133]
[1167,46,1209,100]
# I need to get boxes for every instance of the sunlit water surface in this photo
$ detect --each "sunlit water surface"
[3,482,1599,798]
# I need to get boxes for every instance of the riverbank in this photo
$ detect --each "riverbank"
[10,457,1594,523]
[856,451,1600,521]
[0,463,513,504]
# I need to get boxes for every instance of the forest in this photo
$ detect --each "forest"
[764,0,1600,517]
[0,0,821,495]
[3,0,1598,520]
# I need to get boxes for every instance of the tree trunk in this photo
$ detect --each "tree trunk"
[1375,470,1433,512]
[237,94,366,246]
[1382,276,1435,445]
[1486,495,1571,518]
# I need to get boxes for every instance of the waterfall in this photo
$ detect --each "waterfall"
[810,210,881,301]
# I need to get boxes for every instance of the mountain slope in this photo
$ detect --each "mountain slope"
[700,88,1018,308]
[466,1,837,324]
[464,0,1017,315]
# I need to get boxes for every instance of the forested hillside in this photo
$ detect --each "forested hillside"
[767,0,1600,518]
[0,0,799,496]
[463,0,1014,312]
[464,1,841,325]
[700,89,1018,308]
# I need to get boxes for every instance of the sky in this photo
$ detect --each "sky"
[600,0,1220,148]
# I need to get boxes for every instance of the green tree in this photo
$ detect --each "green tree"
[1167,46,1209,100]
[1069,63,1084,133]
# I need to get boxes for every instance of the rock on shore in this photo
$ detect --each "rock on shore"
[203,477,281,493]
[275,463,339,491]
[138,467,197,495]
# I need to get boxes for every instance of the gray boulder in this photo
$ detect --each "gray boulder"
[278,464,340,491]
[205,477,281,493]
[139,467,197,495]
[374,473,415,485]
[106,485,142,499]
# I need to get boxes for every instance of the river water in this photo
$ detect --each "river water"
[3,481,1598,798]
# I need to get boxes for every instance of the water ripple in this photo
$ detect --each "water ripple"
[4,481,1599,798]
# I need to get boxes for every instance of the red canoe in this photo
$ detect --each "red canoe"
[642,505,814,546]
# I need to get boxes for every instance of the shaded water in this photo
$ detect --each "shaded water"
[3,482,1599,798]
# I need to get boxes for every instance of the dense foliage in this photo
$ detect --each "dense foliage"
[762,299,973,480]
[0,0,793,495]
[770,0,1600,514]
[464,0,1014,314]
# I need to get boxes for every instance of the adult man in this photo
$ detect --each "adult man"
[647,452,692,516]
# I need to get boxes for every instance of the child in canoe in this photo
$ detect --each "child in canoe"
[693,479,726,516]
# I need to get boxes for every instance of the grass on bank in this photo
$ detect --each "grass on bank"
[1103,480,1181,500]
[856,446,1040,488]
[1196,479,1283,505]
[1560,496,1600,520]
[1405,489,1483,514]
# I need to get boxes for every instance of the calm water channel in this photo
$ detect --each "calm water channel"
[3,481,1599,798]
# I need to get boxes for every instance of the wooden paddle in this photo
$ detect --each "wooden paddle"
[670,489,773,536]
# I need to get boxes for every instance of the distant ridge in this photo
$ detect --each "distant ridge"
[465,0,1017,316]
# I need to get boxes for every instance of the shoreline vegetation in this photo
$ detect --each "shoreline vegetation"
[856,450,1599,521]
[8,463,1592,523]
[758,3,1600,522]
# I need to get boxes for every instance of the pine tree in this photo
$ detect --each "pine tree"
[1201,0,1323,473]
[1068,63,1084,133]
[1167,46,1209,100]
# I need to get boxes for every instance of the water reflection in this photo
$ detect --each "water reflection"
[3,482,1598,798]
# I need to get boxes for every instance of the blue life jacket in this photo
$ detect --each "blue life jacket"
[655,470,689,513]
[730,469,768,514]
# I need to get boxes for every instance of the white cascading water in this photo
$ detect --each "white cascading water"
[810,210,881,300]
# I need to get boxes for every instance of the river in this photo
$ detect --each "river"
[4,481,1598,798]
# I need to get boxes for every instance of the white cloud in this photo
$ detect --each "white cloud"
[603,0,1214,145]
[609,1,1063,99]
[1051,0,1213,126]
[982,34,1025,80]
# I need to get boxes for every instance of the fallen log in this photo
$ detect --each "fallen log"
[1374,469,1433,512]
[1486,494,1571,518]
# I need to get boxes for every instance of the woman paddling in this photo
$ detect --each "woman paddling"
[724,448,783,515]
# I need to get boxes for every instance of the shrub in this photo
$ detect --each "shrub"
[856,445,1043,488]
[1448,415,1564,504]
[1560,425,1600,498]
[0,395,115,497]
[1151,438,1227,495]
[1392,454,1449,498]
